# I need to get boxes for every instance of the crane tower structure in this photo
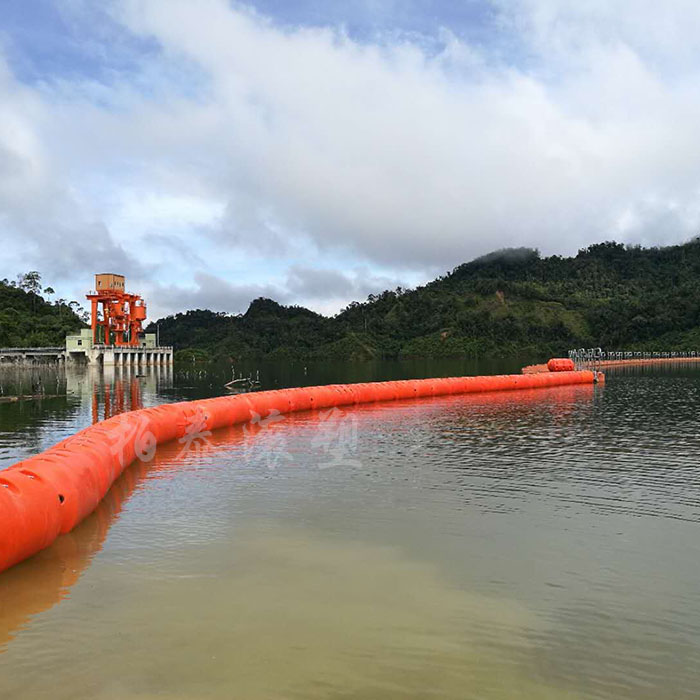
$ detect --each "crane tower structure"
[86,273,147,347]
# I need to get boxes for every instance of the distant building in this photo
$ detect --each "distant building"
[64,274,172,366]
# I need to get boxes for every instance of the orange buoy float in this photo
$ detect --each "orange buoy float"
[547,358,576,372]
[0,365,599,574]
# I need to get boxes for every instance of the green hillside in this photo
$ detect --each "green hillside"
[0,273,85,347]
[148,239,700,361]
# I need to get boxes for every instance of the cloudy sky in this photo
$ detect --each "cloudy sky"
[2,1,700,318]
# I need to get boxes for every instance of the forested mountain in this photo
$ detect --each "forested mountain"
[149,239,700,361]
[0,273,85,347]
[3,242,697,357]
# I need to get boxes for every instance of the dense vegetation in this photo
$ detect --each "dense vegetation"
[0,273,86,347]
[148,239,700,361]
[4,241,699,358]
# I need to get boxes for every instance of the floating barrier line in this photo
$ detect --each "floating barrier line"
[568,348,700,370]
[592,358,700,369]
[0,366,599,574]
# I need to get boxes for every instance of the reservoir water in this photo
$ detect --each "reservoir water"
[1,361,700,699]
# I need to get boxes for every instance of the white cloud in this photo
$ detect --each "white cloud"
[0,57,145,295]
[285,265,405,315]
[3,0,700,316]
[146,271,284,317]
[113,0,700,261]
[500,0,700,65]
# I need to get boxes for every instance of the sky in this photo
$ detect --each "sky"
[2,1,700,319]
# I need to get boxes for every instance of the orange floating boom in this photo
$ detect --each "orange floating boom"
[547,358,576,372]
[0,368,601,575]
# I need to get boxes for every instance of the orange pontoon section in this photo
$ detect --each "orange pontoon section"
[547,358,576,372]
[0,369,599,574]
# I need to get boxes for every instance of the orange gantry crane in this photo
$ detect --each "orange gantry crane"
[86,273,147,346]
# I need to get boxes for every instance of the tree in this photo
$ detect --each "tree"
[17,271,42,294]
[0,277,84,347]
[17,271,42,311]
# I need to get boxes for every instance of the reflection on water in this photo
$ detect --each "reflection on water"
[1,363,700,698]
[0,456,145,647]
[0,365,172,468]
